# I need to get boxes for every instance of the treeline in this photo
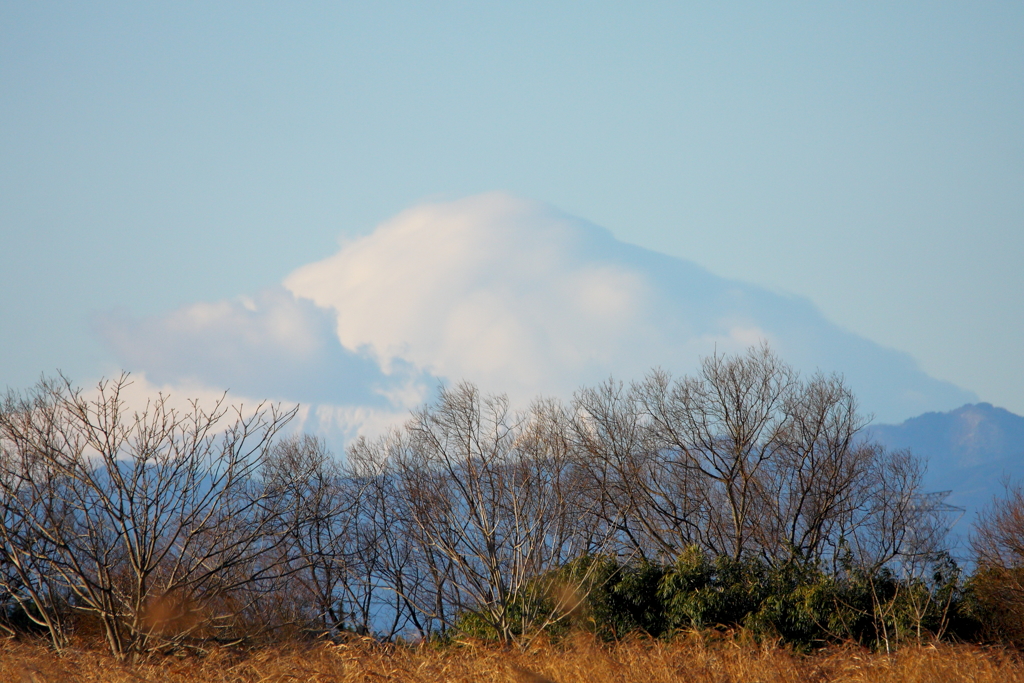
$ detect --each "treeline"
[0,346,1020,659]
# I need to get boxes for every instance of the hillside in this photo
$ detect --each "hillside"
[865,403,1024,543]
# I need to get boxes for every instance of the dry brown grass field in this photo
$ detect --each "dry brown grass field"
[2,634,1023,683]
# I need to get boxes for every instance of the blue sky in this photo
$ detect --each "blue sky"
[2,2,1022,424]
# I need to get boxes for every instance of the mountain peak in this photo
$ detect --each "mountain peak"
[865,403,1024,542]
[875,403,1024,468]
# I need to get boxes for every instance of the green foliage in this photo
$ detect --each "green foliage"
[659,548,769,632]
[574,556,666,639]
[447,548,983,651]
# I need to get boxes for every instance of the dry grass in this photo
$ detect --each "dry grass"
[2,633,1023,683]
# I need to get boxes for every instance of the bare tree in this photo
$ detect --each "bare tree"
[571,346,938,572]
[0,349,948,651]
[971,481,1024,644]
[755,372,875,565]
[0,445,72,648]
[267,434,431,641]
[348,429,456,639]
[260,435,371,635]
[846,447,944,572]
[569,379,698,561]
[355,384,605,643]
[632,345,797,560]
[0,374,299,658]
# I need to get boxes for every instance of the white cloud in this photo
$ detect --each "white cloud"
[97,192,976,446]
[93,286,433,448]
[95,287,422,406]
[286,193,698,401]
[286,192,974,421]
[104,372,286,422]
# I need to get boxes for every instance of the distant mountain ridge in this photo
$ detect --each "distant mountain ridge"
[864,403,1024,541]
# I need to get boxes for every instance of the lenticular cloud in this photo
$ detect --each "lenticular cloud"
[98,192,974,444]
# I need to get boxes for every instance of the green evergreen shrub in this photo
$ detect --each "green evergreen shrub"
[446,549,981,650]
